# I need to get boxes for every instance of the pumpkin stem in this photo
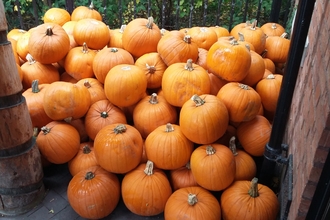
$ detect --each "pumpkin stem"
[146,63,156,74]
[191,94,205,107]
[238,32,245,42]
[113,124,127,134]
[83,145,92,154]
[266,74,276,79]
[183,35,192,44]
[40,126,51,135]
[280,33,288,39]
[146,17,154,29]
[144,160,154,176]
[100,111,108,118]
[185,59,194,71]
[82,42,89,54]
[261,49,268,58]
[119,25,126,33]
[250,20,258,30]
[64,117,73,123]
[45,26,54,36]
[160,28,167,36]
[271,23,277,29]
[85,171,95,180]
[206,145,216,155]
[89,1,95,10]
[31,80,40,93]
[248,177,260,198]
[26,53,36,64]
[110,47,119,53]
[229,136,238,156]
[83,80,92,88]
[229,39,239,46]
[165,123,175,132]
[238,83,250,90]
[187,193,198,206]
[185,161,191,169]
[33,127,39,137]
[149,93,159,104]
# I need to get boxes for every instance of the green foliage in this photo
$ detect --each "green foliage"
[4,0,289,32]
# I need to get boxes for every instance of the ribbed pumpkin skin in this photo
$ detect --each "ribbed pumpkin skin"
[144,123,194,170]
[85,99,127,140]
[67,166,120,219]
[164,186,221,220]
[221,179,279,220]
[36,121,80,164]
[76,78,107,105]
[70,5,102,21]
[169,162,198,191]
[43,7,71,26]
[94,123,143,174]
[240,50,266,87]
[264,34,290,63]
[121,162,172,216]
[190,144,236,191]
[179,94,229,144]
[236,115,272,156]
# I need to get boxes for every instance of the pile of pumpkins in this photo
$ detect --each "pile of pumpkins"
[7,3,291,219]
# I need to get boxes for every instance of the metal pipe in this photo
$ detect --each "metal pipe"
[258,0,316,186]
[269,0,282,22]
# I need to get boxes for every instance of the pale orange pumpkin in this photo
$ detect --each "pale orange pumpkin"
[209,25,230,38]
[238,20,267,54]
[108,24,126,48]
[76,78,107,105]
[187,26,218,50]
[43,7,71,26]
[261,22,286,37]
[70,2,103,21]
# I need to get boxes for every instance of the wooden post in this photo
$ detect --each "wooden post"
[0,0,45,216]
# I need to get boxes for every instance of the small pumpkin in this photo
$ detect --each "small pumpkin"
[221,177,279,220]
[229,20,251,39]
[68,142,99,176]
[70,2,103,21]
[36,121,80,164]
[67,165,120,219]
[179,94,229,144]
[7,28,27,41]
[94,124,143,174]
[164,186,221,220]
[108,24,126,48]
[265,32,290,63]
[145,123,194,170]
[238,20,267,54]
[43,7,71,26]
[16,31,31,62]
[260,22,286,37]
[240,49,266,87]
[121,160,172,216]
[190,144,236,191]
[76,78,107,105]
[209,25,230,38]
[84,99,127,140]
[187,26,218,50]
[169,162,199,191]
[261,50,276,73]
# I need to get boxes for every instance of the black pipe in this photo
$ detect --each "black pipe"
[258,0,316,187]
[269,0,283,23]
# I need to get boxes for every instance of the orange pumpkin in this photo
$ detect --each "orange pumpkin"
[195,47,208,70]
[236,32,256,51]
[7,28,27,41]
[122,17,161,58]
[261,50,276,73]
[133,93,178,138]
[68,142,99,176]
[221,177,279,220]
[261,22,286,37]
[65,117,89,143]
[76,78,107,105]
[240,50,266,87]
[73,18,110,50]
[190,144,236,191]
[104,64,147,107]
[67,166,120,219]
[43,7,71,26]
[238,20,267,54]
[164,186,221,220]
[162,59,211,107]
[208,72,228,95]
[265,33,290,63]
[16,31,31,62]
[207,38,251,82]
[209,25,230,38]
[145,123,194,170]
[84,99,127,140]
[121,161,172,216]
[179,94,229,144]
[36,121,80,164]
[217,82,261,123]
[92,47,134,84]
[157,30,199,66]
[94,124,143,173]
[64,43,97,80]
[28,23,70,64]
[169,162,199,191]
[108,24,126,48]
[60,72,78,83]
[187,26,218,50]
[134,52,167,89]
[70,2,103,21]
[230,20,251,39]
[43,81,91,121]
[236,115,272,156]
[62,20,77,35]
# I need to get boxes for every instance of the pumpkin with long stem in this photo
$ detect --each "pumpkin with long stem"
[221,177,279,220]
[164,186,221,220]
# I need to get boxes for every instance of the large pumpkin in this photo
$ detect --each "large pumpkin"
[145,123,194,170]
[84,99,127,140]
[179,94,229,144]
[206,38,251,82]
[28,23,70,64]
[36,121,80,164]
[164,186,221,220]
[161,59,211,107]
[94,123,143,174]
[221,178,279,220]
[67,165,120,219]
[121,161,172,216]
[104,64,147,107]
[122,17,162,58]
[190,144,236,191]
[217,82,261,123]
[133,93,178,139]
[43,81,91,121]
